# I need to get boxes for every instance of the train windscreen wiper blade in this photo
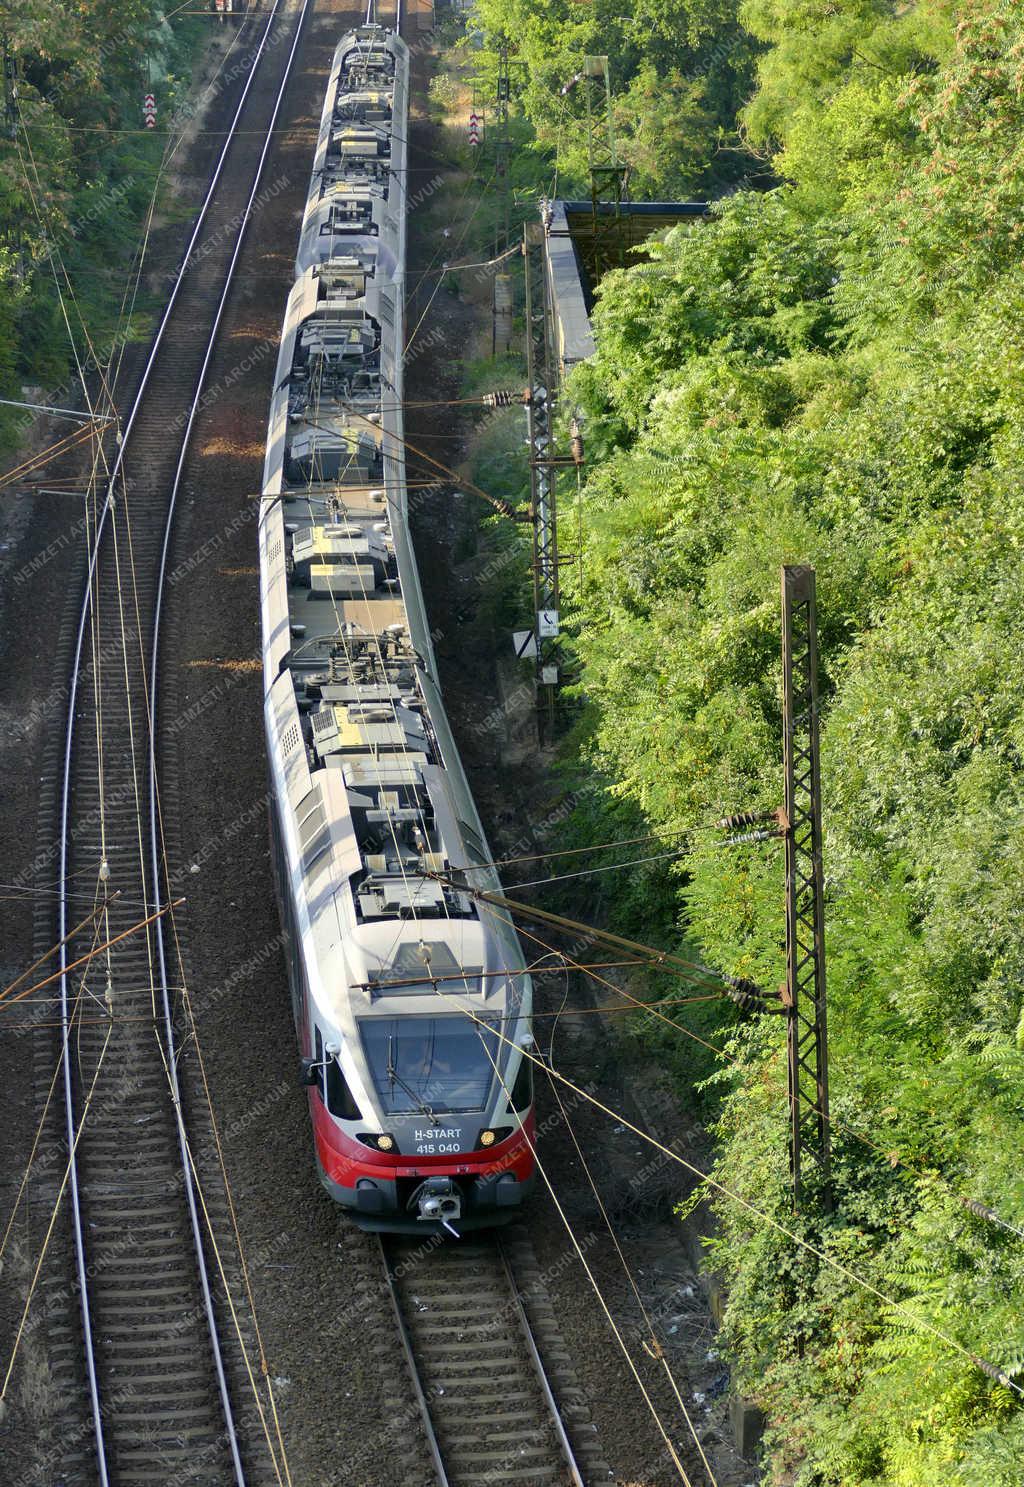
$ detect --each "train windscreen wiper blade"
[386,1034,439,1125]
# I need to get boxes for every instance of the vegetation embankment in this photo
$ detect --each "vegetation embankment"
[459,1,1024,1481]
[0,2,217,453]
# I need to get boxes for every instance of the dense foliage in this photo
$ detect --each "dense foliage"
[470,0,760,198]
[503,0,1024,1480]
[0,1,204,450]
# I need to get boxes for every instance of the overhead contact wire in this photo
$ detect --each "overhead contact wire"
[435,922,1024,1401]
[427,955,696,1481]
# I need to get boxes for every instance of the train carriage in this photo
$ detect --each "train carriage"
[259,25,536,1233]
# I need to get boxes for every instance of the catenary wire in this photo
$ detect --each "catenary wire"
[456,963,698,1481]
[436,913,1024,1400]
[545,976,720,1485]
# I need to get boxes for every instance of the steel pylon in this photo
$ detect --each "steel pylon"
[781,564,832,1209]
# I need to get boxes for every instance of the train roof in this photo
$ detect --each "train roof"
[258,23,529,1088]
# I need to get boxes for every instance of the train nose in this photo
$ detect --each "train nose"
[412,1177,462,1236]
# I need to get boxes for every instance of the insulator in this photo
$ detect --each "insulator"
[482,389,518,408]
[723,975,773,1013]
[570,417,584,465]
[722,828,776,847]
[719,808,784,832]
[718,809,771,831]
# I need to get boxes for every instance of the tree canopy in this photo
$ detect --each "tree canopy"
[0,0,203,448]
[471,0,761,198]
[498,0,1024,1479]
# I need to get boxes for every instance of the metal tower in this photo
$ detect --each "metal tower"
[781,564,832,1209]
[2,33,17,142]
[522,222,560,729]
[494,42,512,256]
[581,55,628,282]
[491,41,514,355]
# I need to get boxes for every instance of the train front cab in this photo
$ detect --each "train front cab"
[303,1030,537,1233]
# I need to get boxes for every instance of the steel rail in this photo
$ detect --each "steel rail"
[378,1234,587,1486]
[498,1239,586,1487]
[145,0,310,1450]
[378,1236,451,1487]
[56,2,303,1480]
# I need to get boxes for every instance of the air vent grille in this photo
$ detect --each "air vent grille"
[299,804,327,851]
[301,830,331,876]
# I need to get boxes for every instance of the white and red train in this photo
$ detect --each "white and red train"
[259,26,536,1233]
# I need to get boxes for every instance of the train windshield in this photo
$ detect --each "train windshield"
[359,1015,499,1114]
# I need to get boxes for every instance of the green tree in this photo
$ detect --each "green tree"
[551,1,1024,1478]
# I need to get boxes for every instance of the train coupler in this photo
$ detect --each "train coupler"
[410,1176,462,1237]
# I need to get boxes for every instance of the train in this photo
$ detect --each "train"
[258,25,536,1234]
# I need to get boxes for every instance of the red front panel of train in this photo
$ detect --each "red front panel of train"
[309,1092,536,1190]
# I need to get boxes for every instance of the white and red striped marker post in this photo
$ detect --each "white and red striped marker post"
[143,92,156,129]
[468,110,479,148]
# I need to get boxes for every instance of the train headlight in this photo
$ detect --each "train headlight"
[357,1132,399,1153]
[479,1127,513,1149]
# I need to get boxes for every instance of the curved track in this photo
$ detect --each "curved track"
[380,1232,592,1486]
[28,5,612,1485]
[50,3,309,1481]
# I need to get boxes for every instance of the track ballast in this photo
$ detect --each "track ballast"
[381,1230,610,1485]
[34,3,311,1482]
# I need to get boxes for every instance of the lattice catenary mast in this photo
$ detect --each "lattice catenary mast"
[522,222,560,728]
[581,55,628,281]
[781,564,832,1209]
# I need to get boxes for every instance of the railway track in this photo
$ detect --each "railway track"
[12,5,615,1486]
[381,1230,606,1486]
[35,2,311,1481]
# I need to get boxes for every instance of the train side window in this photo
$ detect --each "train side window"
[326,1058,360,1120]
[315,1025,360,1119]
[508,1053,532,1114]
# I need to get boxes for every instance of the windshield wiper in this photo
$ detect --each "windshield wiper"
[386,1034,439,1126]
